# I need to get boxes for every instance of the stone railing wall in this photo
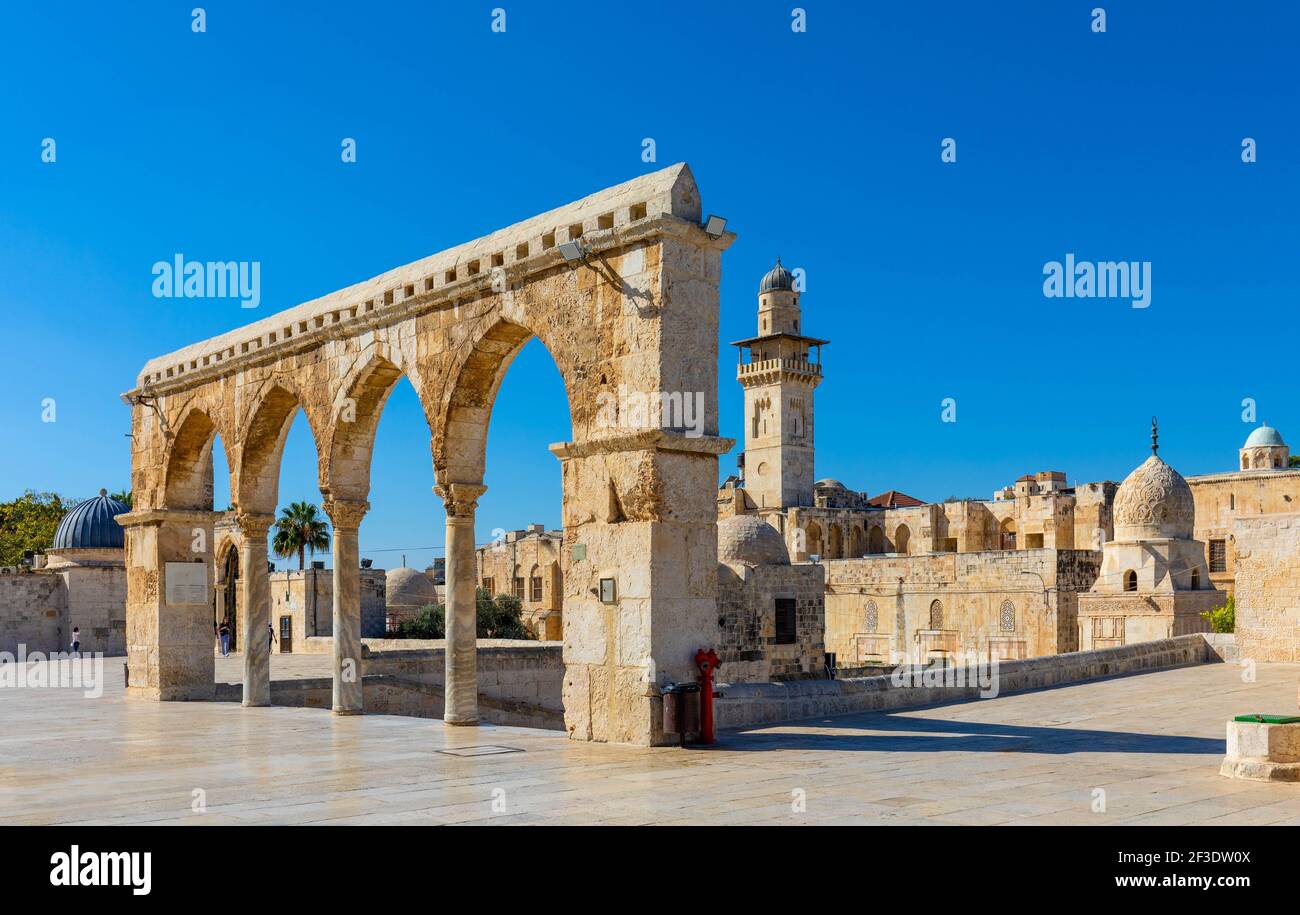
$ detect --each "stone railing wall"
[714,634,1220,731]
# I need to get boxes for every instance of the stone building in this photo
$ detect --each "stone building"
[719,261,1119,563]
[213,516,386,653]
[823,548,1100,665]
[1077,428,1221,649]
[1187,424,1300,594]
[715,514,825,681]
[384,565,440,632]
[0,490,129,656]
[475,524,563,640]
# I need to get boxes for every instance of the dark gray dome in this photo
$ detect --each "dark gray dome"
[52,489,129,550]
[759,257,794,293]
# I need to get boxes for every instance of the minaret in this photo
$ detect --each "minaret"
[732,258,827,509]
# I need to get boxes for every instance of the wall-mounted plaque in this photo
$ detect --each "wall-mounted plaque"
[165,562,209,607]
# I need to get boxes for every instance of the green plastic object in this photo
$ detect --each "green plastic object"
[1233,714,1300,724]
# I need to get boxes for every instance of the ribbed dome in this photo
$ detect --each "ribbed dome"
[1244,424,1285,448]
[1113,455,1195,540]
[758,257,795,293]
[386,567,438,608]
[814,478,846,490]
[718,515,790,566]
[52,490,129,550]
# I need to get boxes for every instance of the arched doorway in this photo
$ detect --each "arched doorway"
[827,524,843,559]
[1000,517,1017,550]
[868,525,885,554]
[894,524,911,555]
[216,544,240,653]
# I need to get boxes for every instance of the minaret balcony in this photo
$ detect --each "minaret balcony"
[737,357,822,382]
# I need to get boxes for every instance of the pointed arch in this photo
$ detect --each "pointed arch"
[163,405,236,510]
[894,523,911,555]
[433,316,576,485]
[235,383,323,514]
[323,353,409,502]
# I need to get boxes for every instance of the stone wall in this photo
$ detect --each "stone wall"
[1232,513,1300,661]
[715,633,1216,730]
[0,573,65,654]
[303,637,565,711]
[56,566,127,656]
[822,548,1101,665]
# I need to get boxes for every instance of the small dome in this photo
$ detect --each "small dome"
[1113,455,1195,540]
[814,478,846,489]
[386,567,439,608]
[52,489,129,550]
[718,515,790,566]
[1244,424,1285,448]
[758,257,795,293]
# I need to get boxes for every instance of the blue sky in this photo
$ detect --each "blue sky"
[2,2,1296,571]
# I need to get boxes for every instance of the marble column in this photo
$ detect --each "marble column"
[436,482,485,725]
[237,512,275,707]
[325,499,369,715]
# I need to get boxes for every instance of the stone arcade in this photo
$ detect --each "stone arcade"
[117,164,734,746]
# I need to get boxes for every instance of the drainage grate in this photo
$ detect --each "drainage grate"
[437,745,525,757]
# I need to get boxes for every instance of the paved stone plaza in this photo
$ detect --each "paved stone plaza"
[2,658,1299,825]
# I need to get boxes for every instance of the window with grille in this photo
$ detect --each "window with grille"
[865,600,878,633]
[513,577,525,599]
[999,600,1015,632]
[482,578,495,595]
[774,598,797,644]
[530,576,543,602]
[929,599,943,629]
[1209,539,1226,573]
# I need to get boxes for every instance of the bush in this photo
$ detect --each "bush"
[1201,594,1235,633]
[390,589,536,640]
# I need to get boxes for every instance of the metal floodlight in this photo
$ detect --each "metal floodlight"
[558,240,588,263]
[703,214,727,238]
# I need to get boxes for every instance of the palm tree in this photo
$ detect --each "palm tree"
[271,501,331,570]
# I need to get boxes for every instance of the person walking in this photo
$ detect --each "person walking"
[70,626,81,658]
[217,619,232,657]
[267,623,277,654]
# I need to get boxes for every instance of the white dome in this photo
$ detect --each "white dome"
[386,567,438,608]
[1243,425,1285,448]
[718,515,790,566]
[1113,454,1195,540]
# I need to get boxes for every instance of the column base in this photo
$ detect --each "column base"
[444,716,480,727]
[241,698,271,708]
[332,707,364,716]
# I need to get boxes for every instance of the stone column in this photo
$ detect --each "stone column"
[435,482,485,726]
[325,499,369,715]
[237,512,275,707]
[117,509,220,701]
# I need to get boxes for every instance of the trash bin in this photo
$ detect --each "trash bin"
[661,682,701,746]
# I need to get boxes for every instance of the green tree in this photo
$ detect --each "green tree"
[391,589,537,640]
[1201,593,1235,634]
[271,501,331,570]
[109,489,133,508]
[0,491,76,566]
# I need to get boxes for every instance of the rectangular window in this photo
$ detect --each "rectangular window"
[530,576,543,602]
[513,577,525,599]
[774,598,797,645]
[481,578,495,595]
[1025,533,1044,549]
[1209,539,1227,573]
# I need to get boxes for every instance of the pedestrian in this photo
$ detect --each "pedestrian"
[217,619,232,657]
[268,623,277,653]
[70,626,81,658]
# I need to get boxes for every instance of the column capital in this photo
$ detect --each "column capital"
[434,482,487,519]
[323,498,370,531]
[234,511,276,538]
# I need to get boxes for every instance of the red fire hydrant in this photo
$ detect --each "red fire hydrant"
[695,648,721,745]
